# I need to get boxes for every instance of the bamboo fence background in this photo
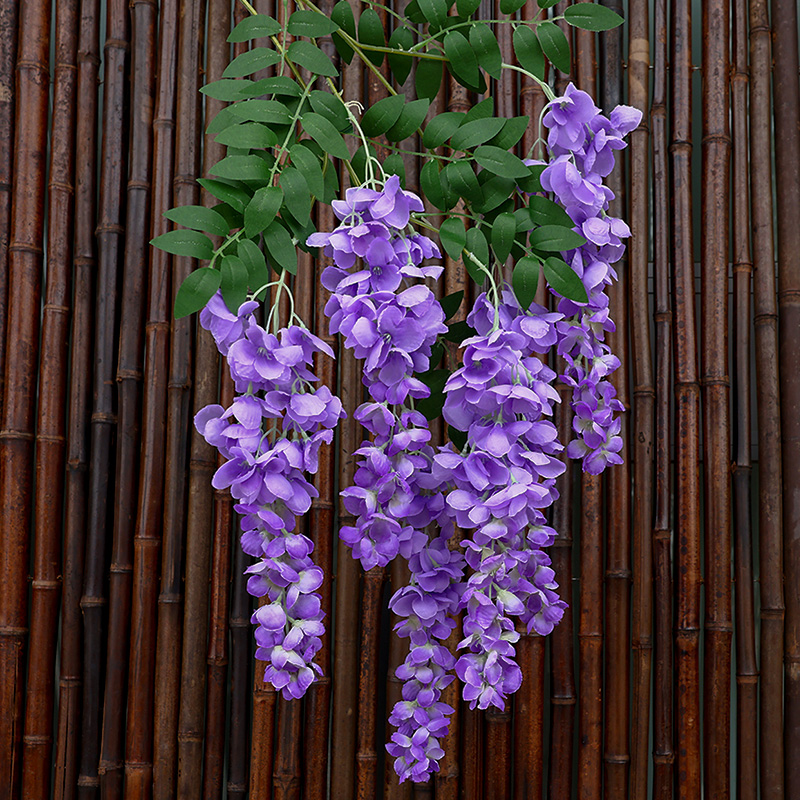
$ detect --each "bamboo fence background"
[0,0,797,797]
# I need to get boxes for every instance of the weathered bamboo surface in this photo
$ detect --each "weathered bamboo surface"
[0,0,796,797]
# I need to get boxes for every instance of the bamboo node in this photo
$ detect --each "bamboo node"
[116,368,143,381]
[23,734,52,745]
[91,411,117,424]
[31,579,61,589]
[0,429,35,440]
[79,595,107,608]
[95,223,125,236]
[8,242,44,256]
[0,627,27,637]
[36,433,66,444]
[103,38,130,53]
[109,562,132,574]
[603,754,630,764]
[702,377,730,388]
[77,775,100,788]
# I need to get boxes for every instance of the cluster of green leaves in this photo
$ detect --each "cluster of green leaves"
[151,0,622,324]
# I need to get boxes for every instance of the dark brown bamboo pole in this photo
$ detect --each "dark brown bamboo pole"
[249,602,276,798]
[123,0,179,791]
[0,0,50,790]
[329,21,363,799]
[671,0,702,796]
[599,5,631,798]
[77,0,130,792]
[700,2,732,796]
[0,0,18,416]
[174,0,228,796]
[730,2,757,797]
[52,0,99,795]
[226,7,252,797]
[96,0,156,796]
[772,0,800,793]
[627,3,654,798]
[20,0,78,794]
[151,0,206,794]
[650,0,673,795]
[749,2,785,798]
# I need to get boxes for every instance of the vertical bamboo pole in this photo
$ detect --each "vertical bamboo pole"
[650,0,674,795]
[750,2,785,798]
[772,0,800,792]
[97,0,157,796]
[599,4,631,798]
[671,0,702,796]
[52,0,100,794]
[249,597,276,799]
[730,2,757,797]
[174,0,228,796]
[78,0,130,792]
[20,0,78,794]
[227,6,252,797]
[700,2,732,796]
[330,13,363,796]
[628,3,654,799]
[0,0,51,791]
[124,0,179,791]
[0,0,18,413]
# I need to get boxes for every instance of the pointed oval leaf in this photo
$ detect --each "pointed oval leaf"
[415,57,445,101]
[445,160,482,204]
[244,185,283,238]
[287,40,338,77]
[164,205,229,237]
[357,8,386,66]
[530,224,586,251]
[230,99,292,124]
[386,99,429,142]
[472,175,516,214]
[388,28,415,86]
[444,30,483,91]
[287,9,340,37]
[331,0,356,36]
[469,23,502,79]
[463,97,494,123]
[223,48,281,79]
[289,143,325,198]
[151,229,214,260]
[491,212,517,263]
[240,76,303,98]
[439,217,467,260]
[564,3,624,31]
[201,79,252,102]
[490,115,530,150]
[237,239,270,292]
[220,255,250,312]
[309,90,350,131]
[527,195,574,228]
[215,122,279,150]
[420,160,449,211]
[456,0,480,13]
[474,145,530,178]
[280,167,312,223]
[440,290,465,320]
[513,25,545,81]
[383,153,406,186]
[512,255,540,310]
[361,94,406,138]
[210,154,272,182]
[418,0,449,28]
[500,0,526,13]
[197,178,251,213]
[465,227,490,282]
[423,112,465,149]
[228,14,281,42]
[264,221,298,274]
[450,117,506,151]
[543,255,588,302]
[174,267,222,318]
[301,112,351,160]
[537,21,571,74]
[537,0,559,7]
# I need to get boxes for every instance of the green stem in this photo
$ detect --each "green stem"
[501,62,555,101]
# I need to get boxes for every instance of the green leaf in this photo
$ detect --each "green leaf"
[472,175,516,214]
[210,154,272,182]
[513,25,545,81]
[197,179,250,213]
[491,212,517,263]
[450,117,506,151]
[383,153,406,186]
[331,0,356,37]
[206,106,241,135]
[174,267,222,318]
[361,94,406,138]
[438,165,461,210]
[404,0,426,23]
[440,290,464,320]
[230,99,292,124]
[512,255,540,310]
[228,14,281,42]
[289,143,325,198]
[280,167,312,223]
[537,21,571,73]
[264,221,298,274]
[164,205,229,237]
[490,116,530,150]
[444,319,476,343]
[537,0,560,7]
[564,3,624,31]
[448,425,467,450]
[237,239,270,291]
[386,99,429,141]
[500,0,526,13]
[415,368,449,421]
[423,112,464,149]
[474,145,531,178]
[444,31,483,91]
[415,58,444,102]
[464,227,489,282]
[301,112,351,160]
[223,48,281,79]
[215,122,279,150]
[445,160,482,204]
[530,224,586,251]
[439,217,467,260]
[309,91,350,131]
[463,97,494,123]
[357,8,386,67]
[287,40,338,77]
[527,195,574,228]
[220,255,250,312]
[244,185,283,238]
[420,160,448,211]
[456,0,480,14]
[350,143,377,183]
[516,163,546,193]
[469,24,502,79]
[151,229,214,260]
[201,79,252,102]
[388,28,415,86]
[543,255,588,302]
[287,9,340,37]
[418,0,449,27]
[240,76,303,98]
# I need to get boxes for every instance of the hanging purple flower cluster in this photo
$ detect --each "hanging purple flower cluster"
[539,83,642,474]
[195,293,344,700]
